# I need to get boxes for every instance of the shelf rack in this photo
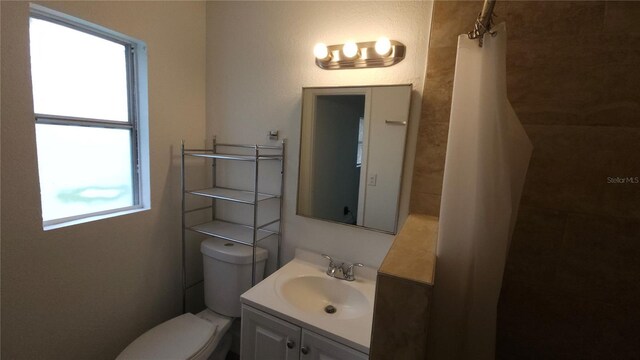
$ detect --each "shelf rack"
[180,138,285,313]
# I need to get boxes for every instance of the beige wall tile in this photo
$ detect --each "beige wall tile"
[509,62,609,113]
[372,216,437,358]
[584,102,640,128]
[412,122,449,196]
[505,1,605,41]
[425,45,457,78]
[555,213,640,307]
[498,282,616,359]
[521,125,640,218]
[604,62,640,104]
[604,1,640,35]
[409,192,441,217]
[503,206,566,286]
[422,73,454,124]
[370,274,431,360]
[379,215,438,285]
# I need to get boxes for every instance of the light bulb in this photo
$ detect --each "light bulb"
[342,42,359,58]
[313,43,329,60]
[375,37,392,56]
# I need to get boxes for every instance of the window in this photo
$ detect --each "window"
[29,5,149,228]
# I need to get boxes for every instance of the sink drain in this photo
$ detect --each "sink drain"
[324,305,337,314]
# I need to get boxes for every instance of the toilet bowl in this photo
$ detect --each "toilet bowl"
[117,238,268,360]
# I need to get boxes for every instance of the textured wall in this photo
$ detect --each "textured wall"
[205,1,432,268]
[412,1,640,358]
[1,2,206,358]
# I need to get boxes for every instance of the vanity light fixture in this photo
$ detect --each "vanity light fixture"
[313,38,406,70]
[313,43,330,60]
[374,37,392,56]
[342,41,359,58]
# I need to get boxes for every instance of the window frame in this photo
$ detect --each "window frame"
[30,4,150,229]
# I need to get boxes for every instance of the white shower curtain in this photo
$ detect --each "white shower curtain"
[428,23,533,360]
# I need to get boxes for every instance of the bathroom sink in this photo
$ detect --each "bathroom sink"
[240,249,377,353]
[276,276,370,319]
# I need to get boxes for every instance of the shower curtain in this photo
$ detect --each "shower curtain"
[428,23,533,360]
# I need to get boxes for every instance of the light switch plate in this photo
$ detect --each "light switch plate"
[367,174,377,186]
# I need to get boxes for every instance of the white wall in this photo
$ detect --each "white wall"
[1,2,206,358]
[1,2,433,357]
[206,1,432,267]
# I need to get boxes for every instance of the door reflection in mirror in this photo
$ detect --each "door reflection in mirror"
[312,95,364,225]
[298,85,411,234]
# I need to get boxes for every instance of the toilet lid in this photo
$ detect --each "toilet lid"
[117,313,218,360]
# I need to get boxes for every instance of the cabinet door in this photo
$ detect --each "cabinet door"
[241,305,301,360]
[300,330,369,360]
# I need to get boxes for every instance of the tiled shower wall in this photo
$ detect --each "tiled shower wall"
[410,1,640,357]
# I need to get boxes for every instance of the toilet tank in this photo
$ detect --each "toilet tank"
[200,238,268,317]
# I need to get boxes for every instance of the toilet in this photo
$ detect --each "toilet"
[117,238,268,360]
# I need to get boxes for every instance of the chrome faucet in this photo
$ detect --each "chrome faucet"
[322,254,364,282]
[322,254,340,277]
[344,262,364,281]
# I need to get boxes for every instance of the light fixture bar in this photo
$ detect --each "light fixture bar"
[315,40,406,70]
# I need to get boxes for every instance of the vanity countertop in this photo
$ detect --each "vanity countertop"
[240,249,377,354]
[378,214,438,286]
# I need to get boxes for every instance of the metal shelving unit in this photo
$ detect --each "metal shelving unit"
[180,138,285,312]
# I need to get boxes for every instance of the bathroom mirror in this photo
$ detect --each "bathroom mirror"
[297,85,411,234]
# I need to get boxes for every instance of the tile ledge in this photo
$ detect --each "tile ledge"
[378,214,438,286]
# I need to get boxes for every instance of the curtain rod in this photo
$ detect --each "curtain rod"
[467,0,497,47]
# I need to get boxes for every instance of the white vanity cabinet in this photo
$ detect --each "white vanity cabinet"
[241,305,299,360]
[299,329,369,360]
[241,305,368,360]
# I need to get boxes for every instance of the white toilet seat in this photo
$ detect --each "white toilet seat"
[116,310,232,360]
